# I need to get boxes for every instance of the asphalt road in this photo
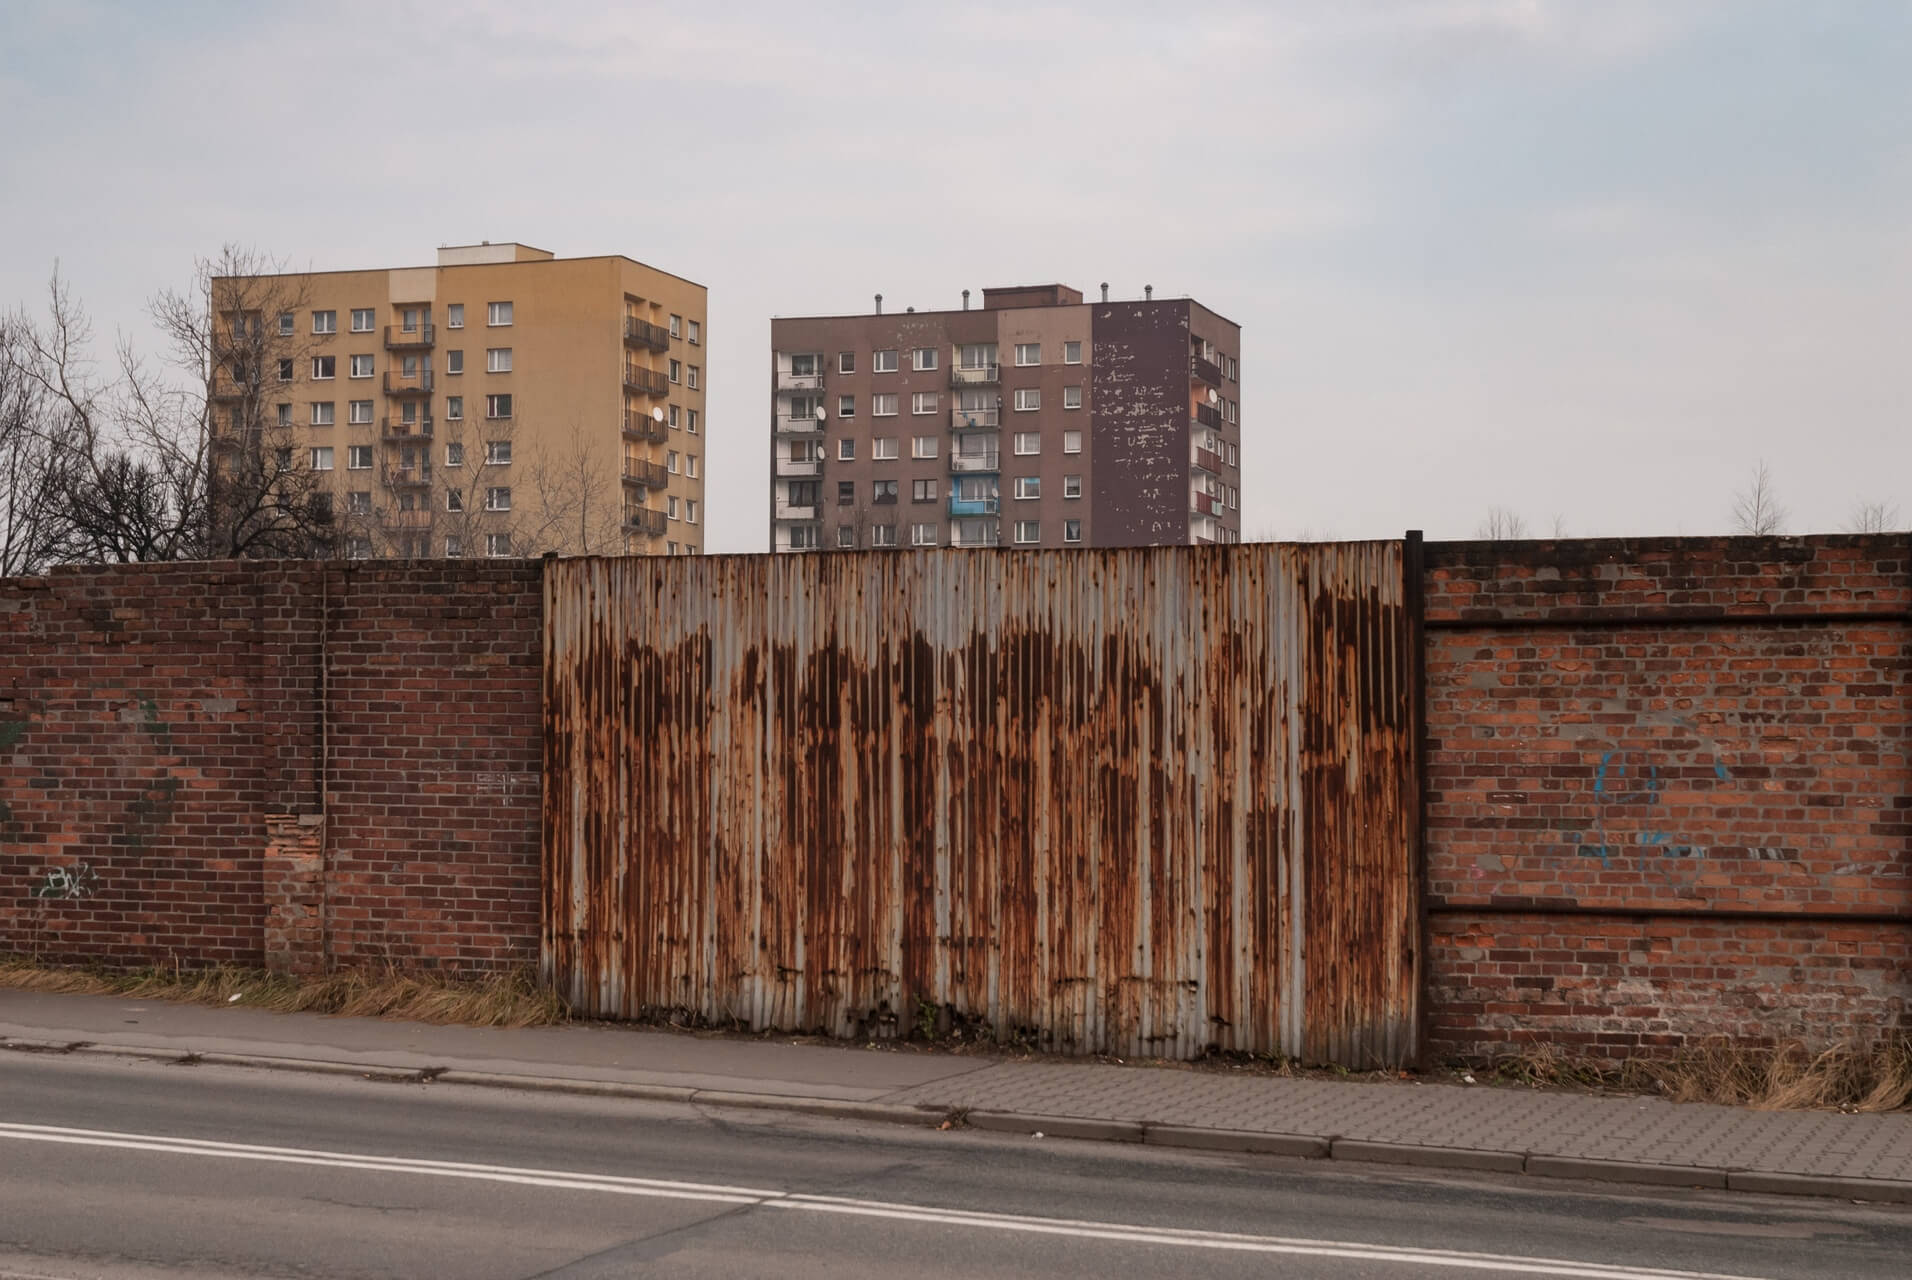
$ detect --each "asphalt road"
[1,1052,1905,1279]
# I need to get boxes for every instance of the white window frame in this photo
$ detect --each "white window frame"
[445,396,463,421]
[349,354,373,379]
[486,394,512,419]
[1013,432,1040,456]
[1064,475,1082,500]
[485,440,512,466]
[911,523,937,546]
[871,393,898,417]
[668,496,680,520]
[669,314,682,338]
[1062,429,1082,454]
[446,304,464,329]
[838,438,855,461]
[348,400,373,425]
[1064,519,1083,544]
[686,454,699,479]
[486,532,511,557]
[688,320,701,345]
[486,348,512,374]
[838,394,855,418]
[687,365,700,389]
[347,445,372,470]
[873,349,898,373]
[312,310,336,335]
[1014,521,1040,545]
[1014,388,1040,412]
[445,442,464,467]
[872,437,898,460]
[1014,343,1040,367]
[687,409,699,434]
[1014,476,1040,500]
[1063,340,1082,365]
[278,312,295,337]
[311,356,335,380]
[485,486,512,512]
[1063,386,1082,410]
[912,348,938,371]
[446,350,464,375]
[911,392,938,416]
[669,359,681,383]
[311,402,335,426]
[310,446,334,471]
[347,491,372,515]
[837,351,856,374]
[446,490,465,513]
[487,301,513,327]
[911,435,938,459]
[667,451,679,474]
[350,308,374,333]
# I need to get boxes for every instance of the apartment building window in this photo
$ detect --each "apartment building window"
[485,486,511,512]
[486,348,512,374]
[312,310,336,334]
[959,343,997,370]
[349,354,373,378]
[447,490,464,512]
[870,525,896,548]
[486,394,512,419]
[688,409,700,434]
[666,404,680,428]
[667,451,679,474]
[1014,343,1040,367]
[350,309,374,333]
[348,400,373,425]
[837,351,855,374]
[278,312,295,337]
[348,538,373,559]
[1013,432,1040,455]
[837,525,856,548]
[1064,475,1082,499]
[311,446,334,471]
[1227,443,1238,466]
[276,447,294,468]
[912,478,938,502]
[446,350,464,375]
[912,435,938,459]
[1064,519,1082,543]
[667,496,680,520]
[400,446,422,471]
[1228,486,1239,510]
[486,533,512,557]
[1014,476,1040,500]
[837,480,854,506]
[446,396,463,420]
[911,523,937,546]
[446,304,464,329]
[873,437,898,459]
[873,349,898,373]
[1063,386,1082,410]
[668,359,681,383]
[486,440,511,465]
[1062,429,1082,454]
[442,535,463,557]
[1014,521,1040,544]
[347,445,372,469]
[312,356,335,380]
[668,314,682,338]
[912,348,938,371]
[688,320,701,345]
[277,359,294,382]
[872,479,898,504]
[689,365,702,389]
[872,394,898,417]
[1013,388,1040,411]
[837,395,855,418]
[686,499,699,524]
[399,399,420,426]
[1063,340,1082,365]
[487,301,513,327]
[911,392,938,415]
[445,442,464,467]
[311,402,335,426]
[276,403,293,427]
[401,355,422,379]
[346,491,371,515]
[686,455,699,478]
[838,439,855,461]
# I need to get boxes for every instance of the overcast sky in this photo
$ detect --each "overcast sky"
[3,0,1906,550]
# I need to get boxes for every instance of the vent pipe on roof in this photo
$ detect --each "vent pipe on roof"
[962,289,970,310]
[1100,282,1109,302]
[906,306,915,313]
[1144,284,1153,301]
[875,293,883,315]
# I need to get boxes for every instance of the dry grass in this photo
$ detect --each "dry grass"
[1491,1035,1912,1112]
[0,956,570,1028]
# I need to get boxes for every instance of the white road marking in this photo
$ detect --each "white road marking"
[0,1121,1772,1279]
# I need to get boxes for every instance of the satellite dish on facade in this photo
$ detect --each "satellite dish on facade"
[816,405,827,420]
[651,406,665,422]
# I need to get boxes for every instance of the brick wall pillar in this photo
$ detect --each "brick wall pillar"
[262,812,325,974]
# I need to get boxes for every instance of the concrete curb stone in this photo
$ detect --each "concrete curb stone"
[1727,1172,1912,1205]
[965,1111,1145,1142]
[1527,1156,1728,1189]
[1143,1125,1330,1158]
[1331,1140,1525,1174]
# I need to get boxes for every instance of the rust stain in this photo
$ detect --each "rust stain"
[541,542,1420,1066]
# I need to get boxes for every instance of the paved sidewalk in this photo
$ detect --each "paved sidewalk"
[3,988,1908,1205]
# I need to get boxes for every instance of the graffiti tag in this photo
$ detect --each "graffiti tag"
[30,862,97,900]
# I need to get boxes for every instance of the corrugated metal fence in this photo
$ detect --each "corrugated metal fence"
[542,543,1421,1066]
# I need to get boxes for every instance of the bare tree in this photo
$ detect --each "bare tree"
[1730,461,1787,536]
[1477,507,1529,540]
[531,420,627,556]
[0,315,78,574]
[1549,514,1568,539]
[1846,499,1901,534]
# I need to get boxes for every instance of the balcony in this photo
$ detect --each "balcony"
[621,458,667,490]
[381,463,432,490]
[775,455,823,477]
[1191,444,1224,475]
[384,370,435,396]
[949,364,999,387]
[624,316,670,353]
[209,372,257,401]
[776,369,826,393]
[622,366,670,397]
[949,450,1000,474]
[622,410,669,443]
[1194,401,1222,430]
[380,416,434,441]
[386,509,433,530]
[950,406,999,430]
[949,522,1000,548]
[383,324,435,350]
[623,507,667,537]
[1192,490,1219,517]
[1191,354,1223,387]
[775,414,823,435]
[773,498,818,521]
[948,494,999,518]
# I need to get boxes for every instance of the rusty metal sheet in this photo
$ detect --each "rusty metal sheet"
[542,542,1419,1066]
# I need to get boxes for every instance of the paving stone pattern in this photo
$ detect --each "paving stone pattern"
[887,1063,1912,1182]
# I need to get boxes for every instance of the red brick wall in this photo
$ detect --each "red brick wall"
[0,560,542,974]
[1422,536,1911,1063]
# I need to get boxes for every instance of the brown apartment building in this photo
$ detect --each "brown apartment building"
[211,242,708,558]
[769,284,1240,552]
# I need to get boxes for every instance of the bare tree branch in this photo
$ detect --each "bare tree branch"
[1845,499,1901,534]
[1730,461,1787,536]
[1477,507,1529,540]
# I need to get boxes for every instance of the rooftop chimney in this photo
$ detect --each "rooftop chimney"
[906,306,915,313]
[1100,282,1109,302]
[875,293,883,315]
[962,289,971,310]
[1144,284,1153,301]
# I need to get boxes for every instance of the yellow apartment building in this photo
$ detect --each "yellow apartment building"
[210,242,708,558]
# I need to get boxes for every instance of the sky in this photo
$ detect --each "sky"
[2,0,1907,550]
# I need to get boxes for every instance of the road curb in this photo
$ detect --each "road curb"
[17,1038,1912,1206]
